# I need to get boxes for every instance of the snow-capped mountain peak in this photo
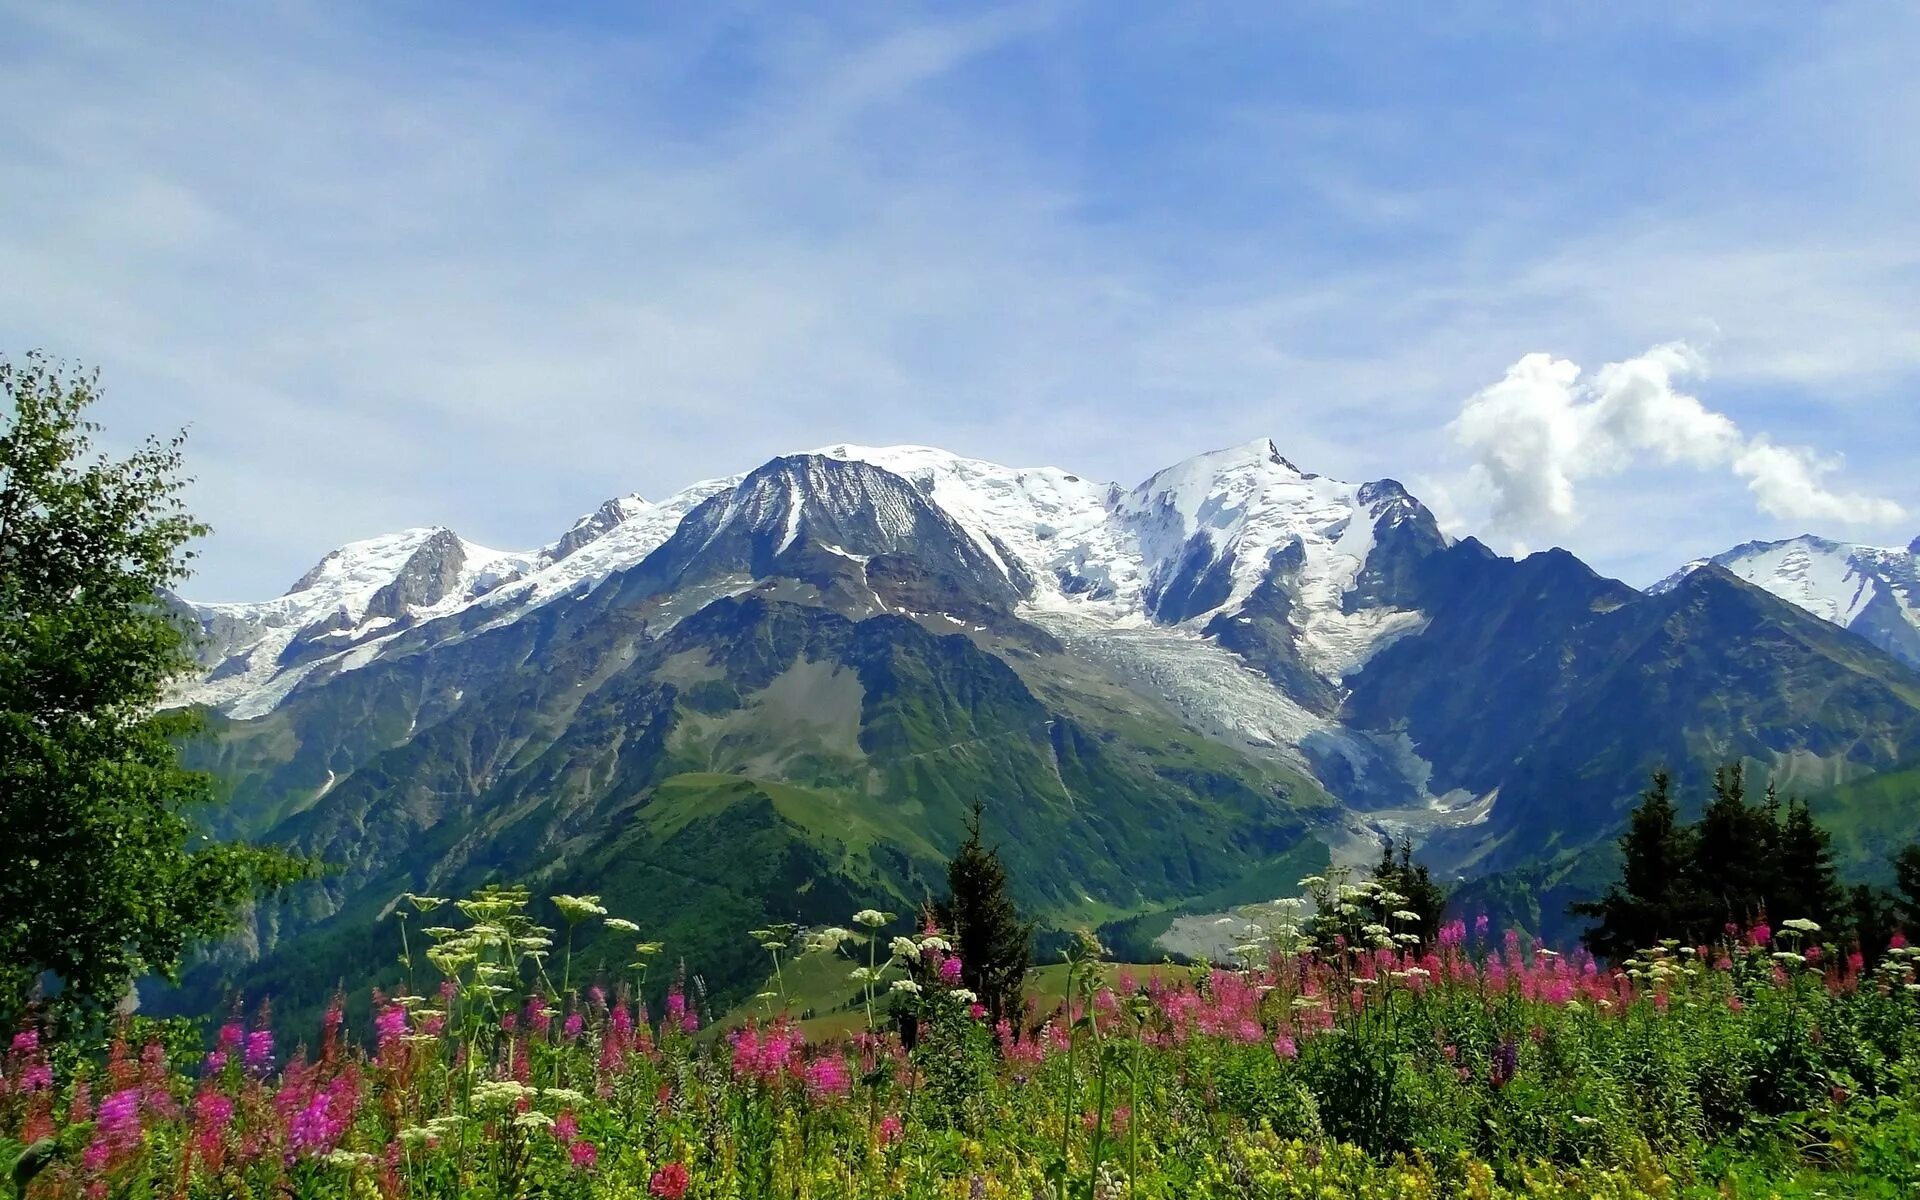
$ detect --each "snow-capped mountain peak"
[1655,533,1920,667]
[185,527,536,716]
[810,443,1120,583]
[174,439,1456,716]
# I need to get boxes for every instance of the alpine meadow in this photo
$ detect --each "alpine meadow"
[6,6,1920,1197]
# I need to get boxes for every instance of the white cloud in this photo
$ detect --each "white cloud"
[1451,343,1905,534]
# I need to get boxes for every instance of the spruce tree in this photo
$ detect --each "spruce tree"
[934,799,1034,1030]
[1367,836,1446,945]
[1894,843,1920,933]
[1575,770,1691,961]
[1690,762,1771,931]
[1774,797,1841,930]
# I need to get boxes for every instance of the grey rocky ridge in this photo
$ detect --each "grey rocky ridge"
[163,440,1920,1015]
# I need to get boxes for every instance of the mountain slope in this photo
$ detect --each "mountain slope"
[1347,552,1920,872]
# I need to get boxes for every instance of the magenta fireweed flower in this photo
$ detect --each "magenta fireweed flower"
[729,1022,800,1083]
[877,1114,904,1145]
[10,1029,38,1055]
[938,956,964,986]
[192,1091,234,1167]
[1749,922,1772,947]
[374,1004,408,1051]
[569,1140,599,1171]
[803,1053,851,1100]
[288,1073,360,1158]
[563,1012,585,1041]
[244,1029,274,1075]
[83,1087,144,1171]
[1273,1034,1298,1060]
[217,1022,244,1053]
[552,1110,579,1144]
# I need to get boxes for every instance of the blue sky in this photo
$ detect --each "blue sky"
[4,2,1916,598]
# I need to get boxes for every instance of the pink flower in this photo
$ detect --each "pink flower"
[191,1091,234,1167]
[375,1005,408,1051]
[563,1013,585,1041]
[243,1030,274,1075]
[648,1161,690,1198]
[968,1003,987,1020]
[938,957,964,986]
[1272,1034,1298,1060]
[569,1141,599,1172]
[877,1114,904,1146]
[552,1110,579,1144]
[10,1029,39,1055]
[1749,923,1772,947]
[83,1088,143,1172]
[803,1053,851,1100]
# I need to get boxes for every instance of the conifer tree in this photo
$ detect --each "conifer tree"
[1774,797,1841,929]
[1575,769,1692,961]
[1367,836,1447,945]
[935,799,1034,1030]
[1895,843,1920,933]
[1690,762,1771,929]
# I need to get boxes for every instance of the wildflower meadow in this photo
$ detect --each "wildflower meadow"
[6,876,1920,1199]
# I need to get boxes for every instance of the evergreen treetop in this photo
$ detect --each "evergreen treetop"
[934,798,1034,1030]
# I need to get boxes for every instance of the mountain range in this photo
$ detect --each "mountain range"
[162,440,1920,1013]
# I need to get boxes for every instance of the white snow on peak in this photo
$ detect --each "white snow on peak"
[177,439,1443,716]
[185,528,538,716]
[819,440,1428,680]
[487,475,740,610]
[1107,439,1424,677]
[810,444,1119,580]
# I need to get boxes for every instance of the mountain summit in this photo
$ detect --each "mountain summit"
[1656,533,1920,668]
